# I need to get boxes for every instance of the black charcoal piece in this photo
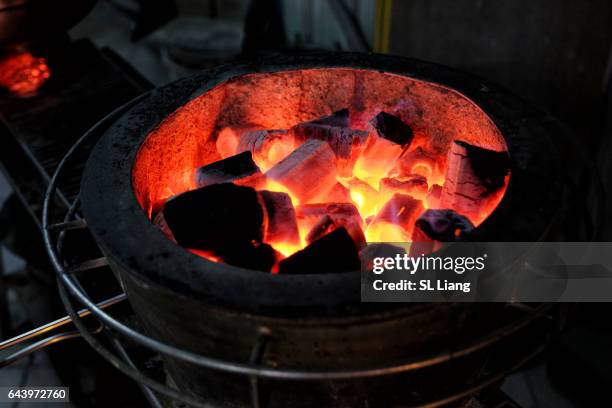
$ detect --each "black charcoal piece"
[162,183,264,251]
[195,151,264,188]
[440,140,510,220]
[307,108,350,127]
[415,209,474,242]
[218,242,278,272]
[369,111,413,146]
[278,227,360,274]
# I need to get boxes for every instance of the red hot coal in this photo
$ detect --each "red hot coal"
[133,68,510,273]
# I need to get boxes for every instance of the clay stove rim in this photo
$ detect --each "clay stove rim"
[80,52,563,312]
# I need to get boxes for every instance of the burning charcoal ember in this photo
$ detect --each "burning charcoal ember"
[259,190,300,246]
[305,214,366,249]
[162,183,265,252]
[291,110,368,176]
[236,129,295,170]
[346,177,379,219]
[439,141,510,223]
[366,194,424,242]
[195,151,266,189]
[391,146,438,180]
[215,124,263,159]
[296,203,362,228]
[325,182,352,203]
[218,242,280,272]
[415,209,474,242]
[379,175,428,203]
[266,139,338,203]
[278,227,360,274]
[305,215,334,243]
[153,211,176,243]
[426,184,442,209]
[353,112,414,181]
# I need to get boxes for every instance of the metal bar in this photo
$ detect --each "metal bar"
[0,331,82,368]
[47,219,88,232]
[65,257,109,274]
[249,333,270,408]
[109,336,164,408]
[0,293,126,351]
[56,276,215,408]
[398,343,546,408]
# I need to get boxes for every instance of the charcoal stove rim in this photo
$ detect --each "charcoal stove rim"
[79,52,565,311]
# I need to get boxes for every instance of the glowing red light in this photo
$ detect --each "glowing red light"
[0,52,51,96]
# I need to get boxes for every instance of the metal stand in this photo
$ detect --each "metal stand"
[0,94,555,408]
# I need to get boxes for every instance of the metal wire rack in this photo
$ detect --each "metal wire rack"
[0,94,557,408]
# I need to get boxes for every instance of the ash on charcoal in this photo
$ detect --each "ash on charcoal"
[440,140,510,221]
[162,183,265,252]
[216,124,263,159]
[380,175,428,202]
[296,202,362,225]
[195,151,265,189]
[278,227,360,274]
[266,139,338,203]
[415,209,474,242]
[259,190,300,246]
[391,146,438,180]
[236,129,295,169]
[291,110,368,176]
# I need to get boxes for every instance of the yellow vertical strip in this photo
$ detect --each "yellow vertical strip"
[381,0,393,54]
[373,0,384,52]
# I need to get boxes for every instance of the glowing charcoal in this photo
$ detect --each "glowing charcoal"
[440,141,510,224]
[278,227,360,274]
[367,193,424,240]
[236,129,295,170]
[426,184,442,209]
[325,182,352,203]
[347,177,379,219]
[195,151,266,189]
[390,146,438,181]
[266,139,338,204]
[291,109,368,176]
[379,175,428,203]
[353,112,414,182]
[305,214,366,250]
[216,124,263,159]
[259,190,300,246]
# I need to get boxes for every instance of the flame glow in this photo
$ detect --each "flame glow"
[0,52,50,96]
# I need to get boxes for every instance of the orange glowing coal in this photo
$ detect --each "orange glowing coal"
[133,68,511,272]
[0,52,51,96]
